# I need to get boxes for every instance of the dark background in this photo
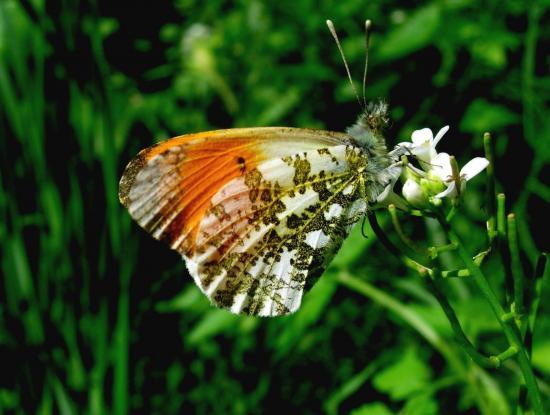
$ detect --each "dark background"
[1,0,548,414]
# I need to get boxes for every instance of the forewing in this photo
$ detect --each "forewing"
[119,127,352,256]
[187,145,369,316]
[119,127,369,316]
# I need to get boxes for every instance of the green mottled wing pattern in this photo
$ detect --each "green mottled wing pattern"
[185,144,372,316]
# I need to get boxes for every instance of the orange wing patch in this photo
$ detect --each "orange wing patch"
[119,135,263,255]
[165,138,260,253]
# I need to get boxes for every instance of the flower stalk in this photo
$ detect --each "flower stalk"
[426,272,500,369]
[497,193,507,238]
[528,253,547,336]
[507,214,525,317]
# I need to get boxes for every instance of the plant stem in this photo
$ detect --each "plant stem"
[483,132,496,242]
[426,274,499,368]
[528,253,547,335]
[441,268,470,278]
[437,215,545,414]
[388,204,427,256]
[507,214,524,316]
[368,212,429,271]
[514,0,542,264]
[497,193,506,238]
[497,193,513,305]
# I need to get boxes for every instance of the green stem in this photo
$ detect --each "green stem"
[497,193,513,304]
[445,205,457,222]
[483,132,496,242]
[441,268,470,278]
[493,346,519,363]
[525,253,548,361]
[437,215,545,414]
[428,242,457,260]
[497,193,506,238]
[507,214,525,316]
[528,253,547,335]
[522,0,539,148]
[388,204,427,256]
[368,212,430,271]
[367,212,402,258]
[426,274,499,368]
[514,0,542,265]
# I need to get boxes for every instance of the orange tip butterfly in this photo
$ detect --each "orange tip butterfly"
[119,20,405,316]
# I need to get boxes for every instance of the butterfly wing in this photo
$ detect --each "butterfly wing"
[119,127,369,316]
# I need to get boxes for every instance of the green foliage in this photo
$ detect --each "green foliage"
[0,0,548,414]
[350,402,394,415]
[460,99,519,134]
[372,347,432,401]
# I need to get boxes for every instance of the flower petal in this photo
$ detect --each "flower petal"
[402,179,427,207]
[430,152,452,180]
[460,157,489,181]
[432,125,449,148]
[434,181,457,199]
[411,128,433,145]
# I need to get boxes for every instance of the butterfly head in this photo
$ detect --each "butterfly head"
[347,100,391,160]
[326,20,394,163]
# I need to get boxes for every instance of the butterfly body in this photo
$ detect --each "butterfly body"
[119,102,401,316]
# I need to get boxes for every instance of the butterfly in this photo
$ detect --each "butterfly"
[118,20,404,316]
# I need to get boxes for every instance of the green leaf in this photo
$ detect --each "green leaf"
[376,5,441,62]
[324,362,379,415]
[155,285,208,314]
[98,18,119,38]
[350,402,395,415]
[271,275,337,358]
[186,309,241,346]
[532,340,550,375]
[453,297,501,339]
[372,347,431,400]
[401,394,438,415]
[534,115,550,159]
[460,99,519,134]
[471,40,507,69]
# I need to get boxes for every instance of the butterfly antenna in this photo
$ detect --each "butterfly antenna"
[362,20,372,109]
[326,20,363,110]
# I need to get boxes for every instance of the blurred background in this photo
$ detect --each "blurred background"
[0,0,548,414]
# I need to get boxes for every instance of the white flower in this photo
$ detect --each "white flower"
[402,178,428,207]
[430,153,490,199]
[398,125,449,166]
[397,125,490,204]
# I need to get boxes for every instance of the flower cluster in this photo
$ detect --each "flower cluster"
[398,126,489,208]
[374,126,489,210]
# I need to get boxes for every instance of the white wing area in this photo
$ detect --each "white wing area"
[184,145,369,316]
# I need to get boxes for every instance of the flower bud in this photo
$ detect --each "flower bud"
[402,179,429,208]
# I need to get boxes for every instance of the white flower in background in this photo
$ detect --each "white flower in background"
[398,125,489,206]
